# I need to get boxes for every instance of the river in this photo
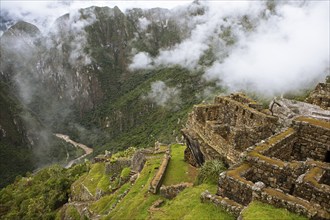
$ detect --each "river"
[55,134,93,168]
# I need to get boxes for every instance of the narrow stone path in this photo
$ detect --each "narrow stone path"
[55,133,93,168]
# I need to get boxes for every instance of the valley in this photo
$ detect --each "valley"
[55,134,93,168]
[0,1,329,219]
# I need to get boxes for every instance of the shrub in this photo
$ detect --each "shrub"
[120,167,131,181]
[196,160,226,185]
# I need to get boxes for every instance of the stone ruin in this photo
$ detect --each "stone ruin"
[183,89,330,219]
[182,93,278,167]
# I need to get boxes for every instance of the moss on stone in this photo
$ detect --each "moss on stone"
[227,163,254,186]
[295,116,330,129]
[304,167,324,188]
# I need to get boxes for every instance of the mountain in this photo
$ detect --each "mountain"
[0,2,327,188]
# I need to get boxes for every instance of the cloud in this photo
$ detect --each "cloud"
[144,81,181,108]
[204,1,330,96]
[1,0,190,34]
[129,1,329,96]
[129,52,153,70]
[138,17,151,31]
[130,1,266,69]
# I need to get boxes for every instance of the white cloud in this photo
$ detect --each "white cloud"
[1,0,190,34]
[138,17,151,31]
[129,52,153,70]
[141,1,265,69]
[145,81,181,108]
[204,1,330,96]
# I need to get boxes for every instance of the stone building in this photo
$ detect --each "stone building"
[183,92,330,219]
[182,93,278,167]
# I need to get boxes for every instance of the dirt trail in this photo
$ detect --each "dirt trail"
[55,133,93,168]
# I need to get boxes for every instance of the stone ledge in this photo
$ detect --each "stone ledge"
[160,182,192,199]
[201,190,244,217]
[149,150,171,194]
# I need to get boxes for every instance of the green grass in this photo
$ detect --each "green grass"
[89,182,131,215]
[105,154,163,220]
[64,205,80,220]
[120,167,131,180]
[242,201,308,220]
[162,144,197,186]
[72,162,111,196]
[150,184,234,220]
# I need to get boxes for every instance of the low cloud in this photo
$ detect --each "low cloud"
[204,2,330,96]
[144,81,181,109]
[1,1,189,34]
[129,52,153,70]
[138,17,151,31]
[130,1,329,96]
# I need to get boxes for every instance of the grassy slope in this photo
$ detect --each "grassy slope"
[83,66,217,155]
[150,184,234,220]
[89,182,131,215]
[242,201,308,220]
[72,162,112,196]
[104,144,234,220]
[162,144,197,186]
[105,153,163,219]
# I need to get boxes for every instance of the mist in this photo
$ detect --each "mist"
[1,0,189,35]
[129,1,329,96]
[144,81,181,110]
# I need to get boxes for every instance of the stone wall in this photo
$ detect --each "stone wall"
[182,93,278,166]
[201,190,244,217]
[160,182,192,199]
[131,150,146,172]
[253,187,329,219]
[294,166,330,211]
[149,150,171,194]
[292,117,330,162]
[217,163,254,206]
[211,117,330,219]
[263,129,298,161]
[105,159,131,175]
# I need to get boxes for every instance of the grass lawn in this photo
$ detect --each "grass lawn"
[242,201,308,220]
[162,144,197,186]
[105,154,163,220]
[89,182,131,215]
[150,184,234,220]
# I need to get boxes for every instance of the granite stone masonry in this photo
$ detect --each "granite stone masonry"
[182,93,278,166]
[191,92,330,219]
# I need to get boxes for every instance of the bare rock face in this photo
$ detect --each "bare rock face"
[306,82,330,110]
[182,93,278,166]
[270,97,330,128]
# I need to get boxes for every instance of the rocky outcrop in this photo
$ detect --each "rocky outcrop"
[306,82,330,110]
[270,97,330,128]
[131,150,147,172]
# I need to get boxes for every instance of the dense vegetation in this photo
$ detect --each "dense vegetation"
[196,159,227,185]
[0,163,88,219]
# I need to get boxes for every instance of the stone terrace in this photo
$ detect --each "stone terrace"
[182,93,278,166]
[210,117,330,219]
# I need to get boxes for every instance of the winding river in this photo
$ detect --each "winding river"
[55,134,93,168]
